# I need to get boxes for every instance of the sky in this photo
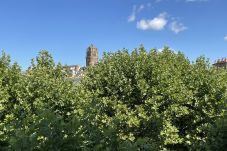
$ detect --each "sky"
[0,0,227,69]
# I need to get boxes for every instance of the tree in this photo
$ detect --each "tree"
[1,51,83,150]
[0,52,22,150]
[77,47,227,150]
[206,109,227,151]
[1,48,226,150]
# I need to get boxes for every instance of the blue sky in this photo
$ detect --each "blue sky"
[0,0,227,69]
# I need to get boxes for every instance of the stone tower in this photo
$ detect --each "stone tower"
[86,44,98,66]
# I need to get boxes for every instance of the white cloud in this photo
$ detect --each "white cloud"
[157,48,164,52]
[128,4,145,22]
[224,36,227,41]
[128,5,137,22]
[170,21,187,34]
[137,13,167,30]
[128,13,136,22]
[128,4,149,22]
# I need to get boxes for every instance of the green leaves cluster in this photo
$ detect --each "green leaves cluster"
[0,52,22,150]
[78,47,227,150]
[0,47,226,151]
[0,51,82,151]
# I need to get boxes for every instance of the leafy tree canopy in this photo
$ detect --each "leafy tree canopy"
[0,48,226,151]
[78,46,227,150]
[0,51,82,151]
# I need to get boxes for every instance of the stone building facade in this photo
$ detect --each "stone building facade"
[66,44,98,79]
[213,58,227,69]
[86,44,98,66]
[67,65,83,77]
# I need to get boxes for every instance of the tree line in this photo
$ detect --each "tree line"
[0,47,226,151]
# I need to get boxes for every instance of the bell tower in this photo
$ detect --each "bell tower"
[86,44,98,66]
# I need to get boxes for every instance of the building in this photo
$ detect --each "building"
[213,58,227,69]
[86,44,98,66]
[67,65,84,77]
[66,44,98,79]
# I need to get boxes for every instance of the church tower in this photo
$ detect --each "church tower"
[86,44,98,66]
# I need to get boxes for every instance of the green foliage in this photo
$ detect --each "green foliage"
[0,51,82,151]
[9,108,82,151]
[0,52,22,150]
[78,47,227,150]
[206,110,227,151]
[0,48,226,150]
